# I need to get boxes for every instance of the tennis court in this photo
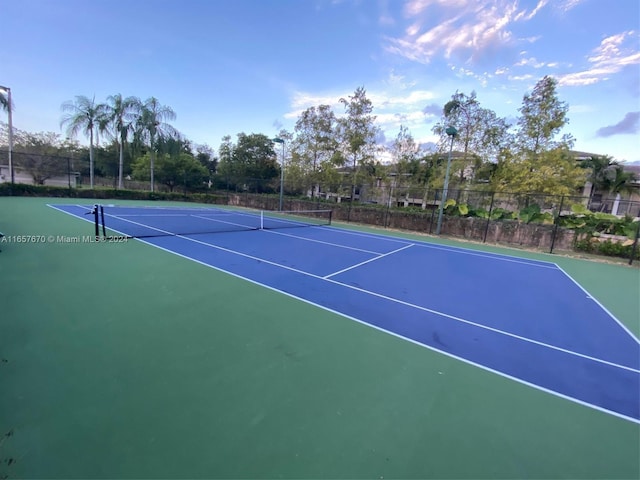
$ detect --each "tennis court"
[52,202,640,423]
[2,197,639,478]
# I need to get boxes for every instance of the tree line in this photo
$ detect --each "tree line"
[0,76,636,202]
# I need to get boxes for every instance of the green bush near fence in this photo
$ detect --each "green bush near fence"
[0,183,226,204]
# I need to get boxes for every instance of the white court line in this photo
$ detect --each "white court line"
[56,203,639,345]
[317,224,640,344]
[266,229,385,255]
[55,205,640,373]
[191,214,259,231]
[319,224,640,344]
[48,204,640,424]
[103,205,225,212]
[134,228,638,375]
[555,264,640,345]
[115,214,189,217]
[318,225,559,269]
[324,244,415,279]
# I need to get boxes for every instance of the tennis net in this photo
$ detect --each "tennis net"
[95,204,332,239]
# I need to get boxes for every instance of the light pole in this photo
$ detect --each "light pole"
[0,85,14,184]
[272,137,285,211]
[435,126,458,235]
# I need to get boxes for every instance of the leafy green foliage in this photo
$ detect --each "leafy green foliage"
[216,133,279,192]
[338,87,379,186]
[131,152,208,192]
[574,238,640,260]
[515,76,573,156]
[518,204,541,223]
[490,147,587,196]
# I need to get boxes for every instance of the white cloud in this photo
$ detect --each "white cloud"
[384,0,552,64]
[558,0,583,12]
[558,31,640,86]
[366,90,438,109]
[385,70,417,89]
[514,0,549,22]
[514,56,545,68]
[285,88,437,121]
[508,74,534,81]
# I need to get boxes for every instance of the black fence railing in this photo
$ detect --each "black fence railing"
[1,164,638,263]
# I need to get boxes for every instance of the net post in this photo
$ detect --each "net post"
[100,205,106,238]
[93,204,99,239]
[329,209,332,225]
[260,210,264,230]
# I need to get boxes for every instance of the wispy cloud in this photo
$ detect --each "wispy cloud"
[514,56,545,68]
[384,70,417,89]
[514,0,549,21]
[383,0,551,64]
[558,30,640,86]
[596,112,640,137]
[508,73,534,81]
[558,0,584,12]
[285,87,438,134]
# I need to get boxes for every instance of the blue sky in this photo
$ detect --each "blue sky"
[1,0,639,162]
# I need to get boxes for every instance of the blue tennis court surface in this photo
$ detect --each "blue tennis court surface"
[51,204,640,423]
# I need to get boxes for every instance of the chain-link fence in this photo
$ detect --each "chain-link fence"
[203,178,639,263]
[1,160,638,262]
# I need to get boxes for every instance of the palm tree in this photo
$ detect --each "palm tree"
[101,94,138,189]
[61,96,104,189]
[134,97,177,192]
[0,90,8,112]
[582,155,637,211]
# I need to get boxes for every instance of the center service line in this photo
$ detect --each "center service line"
[323,243,415,279]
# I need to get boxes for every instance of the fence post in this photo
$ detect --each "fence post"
[67,156,72,195]
[384,182,393,228]
[347,183,354,222]
[429,189,438,234]
[549,195,565,254]
[483,192,495,243]
[629,220,640,265]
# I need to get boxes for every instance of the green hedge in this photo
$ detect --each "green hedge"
[574,238,640,260]
[0,183,226,204]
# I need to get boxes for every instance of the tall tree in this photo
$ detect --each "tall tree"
[216,135,235,187]
[60,95,104,188]
[491,76,584,195]
[293,105,338,197]
[134,97,177,192]
[101,94,138,189]
[338,86,379,199]
[216,133,278,192]
[389,125,421,197]
[391,125,419,164]
[194,143,217,182]
[490,148,586,196]
[12,129,67,184]
[234,133,279,192]
[432,91,511,185]
[131,152,208,193]
[516,76,573,157]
